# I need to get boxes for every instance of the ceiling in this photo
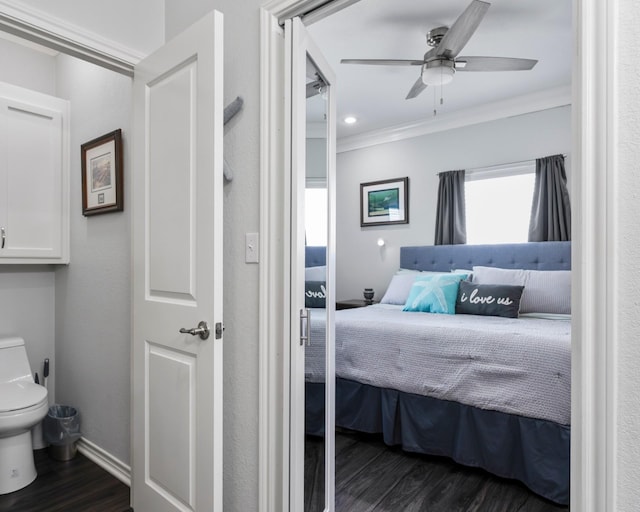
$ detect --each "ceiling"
[307,0,572,139]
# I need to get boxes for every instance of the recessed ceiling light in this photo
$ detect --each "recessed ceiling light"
[343,116,358,124]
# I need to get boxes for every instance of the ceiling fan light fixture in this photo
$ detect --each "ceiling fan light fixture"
[421,61,455,86]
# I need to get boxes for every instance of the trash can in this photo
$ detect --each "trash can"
[43,405,82,461]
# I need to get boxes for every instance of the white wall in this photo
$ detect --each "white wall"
[616,0,640,508]
[0,36,56,94]
[0,37,57,401]
[335,105,572,301]
[165,2,261,510]
[0,268,55,396]
[54,55,132,464]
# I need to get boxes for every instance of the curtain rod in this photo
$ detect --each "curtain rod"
[437,154,568,176]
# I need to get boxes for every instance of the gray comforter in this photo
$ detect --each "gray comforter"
[306,304,571,425]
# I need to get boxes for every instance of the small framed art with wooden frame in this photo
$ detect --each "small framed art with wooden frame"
[81,129,123,216]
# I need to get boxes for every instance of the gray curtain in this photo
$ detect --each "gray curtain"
[434,170,466,245]
[528,155,571,241]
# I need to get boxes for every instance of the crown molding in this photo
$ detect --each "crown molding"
[0,0,146,76]
[337,85,572,154]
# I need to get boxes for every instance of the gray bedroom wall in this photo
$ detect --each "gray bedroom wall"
[165,2,261,510]
[0,38,58,403]
[336,105,572,302]
[54,55,132,464]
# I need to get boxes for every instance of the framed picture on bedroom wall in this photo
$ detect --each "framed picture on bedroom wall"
[360,177,409,227]
[81,129,123,216]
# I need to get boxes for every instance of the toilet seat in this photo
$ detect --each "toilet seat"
[0,382,48,413]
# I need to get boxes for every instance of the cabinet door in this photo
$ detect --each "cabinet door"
[0,90,69,263]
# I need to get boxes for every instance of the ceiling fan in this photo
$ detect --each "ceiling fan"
[341,0,537,100]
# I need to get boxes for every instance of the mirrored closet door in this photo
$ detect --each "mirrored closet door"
[286,16,336,512]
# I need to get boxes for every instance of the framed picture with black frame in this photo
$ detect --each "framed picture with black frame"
[81,129,123,216]
[360,177,409,227]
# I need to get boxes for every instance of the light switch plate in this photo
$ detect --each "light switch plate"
[245,232,259,263]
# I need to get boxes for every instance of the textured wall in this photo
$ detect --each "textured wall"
[616,0,640,509]
[335,106,572,302]
[166,1,262,510]
[0,38,58,402]
[0,37,56,94]
[0,269,55,399]
[54,55,132,464]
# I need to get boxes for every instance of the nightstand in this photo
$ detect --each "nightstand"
[336,299,378,310]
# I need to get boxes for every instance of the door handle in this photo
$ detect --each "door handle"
[179,321,210,340]
[1,227,4,249]
[300,309,310,346]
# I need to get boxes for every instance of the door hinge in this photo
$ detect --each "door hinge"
[215,322,224,339]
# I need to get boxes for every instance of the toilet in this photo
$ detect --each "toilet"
[0,337,48,494]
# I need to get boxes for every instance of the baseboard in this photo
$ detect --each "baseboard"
[76,437,131,487]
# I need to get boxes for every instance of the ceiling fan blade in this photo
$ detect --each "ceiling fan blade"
[436,0,490,59]
[341,59,424,66]
[405,76,427,99]
[455,56,538,71]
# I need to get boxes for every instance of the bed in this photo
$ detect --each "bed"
[305,242,571,505]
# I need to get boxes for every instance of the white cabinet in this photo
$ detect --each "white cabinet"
[0,82,69,264]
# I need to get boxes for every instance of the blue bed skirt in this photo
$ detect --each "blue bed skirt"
[306,378,570,505]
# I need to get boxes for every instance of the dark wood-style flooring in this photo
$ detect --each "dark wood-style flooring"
[0,434,568,511]
[0,449,130,512]
[306,430,570,512]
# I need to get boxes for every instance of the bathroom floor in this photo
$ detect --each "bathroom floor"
[0,449,130,512]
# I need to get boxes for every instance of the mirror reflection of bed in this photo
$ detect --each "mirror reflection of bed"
[304,242,570,510]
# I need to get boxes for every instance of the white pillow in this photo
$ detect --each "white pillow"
[472,266,571,314]
[380,272,420,305]
[380,270,459,305]
[305,265,326,281]
[451,268,473,280]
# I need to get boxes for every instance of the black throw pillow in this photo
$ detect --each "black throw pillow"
[455,281,524,318]
[305,281,326,308]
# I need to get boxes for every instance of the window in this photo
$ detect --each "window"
[304,187,328,246]
[465,164,535,244]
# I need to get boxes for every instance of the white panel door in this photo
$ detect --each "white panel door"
[132,11,223,512]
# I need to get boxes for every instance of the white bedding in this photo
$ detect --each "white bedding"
[306,304,571,425]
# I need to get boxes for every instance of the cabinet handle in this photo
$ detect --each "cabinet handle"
[1,227,4,249]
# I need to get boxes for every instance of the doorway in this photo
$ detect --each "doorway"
[259,0,616,510]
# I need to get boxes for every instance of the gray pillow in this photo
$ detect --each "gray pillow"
[472,266,571,314]
[305,265,326,281]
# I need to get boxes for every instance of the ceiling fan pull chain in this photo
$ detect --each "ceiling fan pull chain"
[433,86,437,116]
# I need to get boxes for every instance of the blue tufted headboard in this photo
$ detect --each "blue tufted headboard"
[400,242,571,272]
[305,246,326,268]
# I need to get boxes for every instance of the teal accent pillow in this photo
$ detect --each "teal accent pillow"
[402,273,469,314]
